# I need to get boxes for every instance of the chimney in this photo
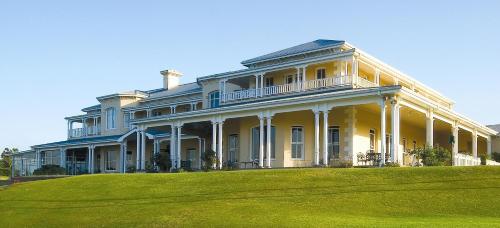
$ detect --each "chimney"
[160,69,182,90]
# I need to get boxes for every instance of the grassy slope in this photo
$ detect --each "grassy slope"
[1,167,500,227]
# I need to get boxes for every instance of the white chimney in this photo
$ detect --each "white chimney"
[160,69,182,90]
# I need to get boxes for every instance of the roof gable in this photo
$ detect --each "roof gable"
[241,39,345,66]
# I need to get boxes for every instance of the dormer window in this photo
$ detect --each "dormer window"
[106,107,116,129]
[208,91,220,108]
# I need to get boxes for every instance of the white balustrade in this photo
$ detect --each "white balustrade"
[454,153,481,166]
[223,75,376,103]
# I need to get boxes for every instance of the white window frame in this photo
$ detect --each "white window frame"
[316,67,326,80]
[291,126,305,160]
[208,91,220,108]
[285,74,299,84]
[123,113,130,128]
[106,107,116,130]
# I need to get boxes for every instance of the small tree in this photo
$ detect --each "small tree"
[0,148,16,177]
[409,146,452,166]
[202,149,216,171]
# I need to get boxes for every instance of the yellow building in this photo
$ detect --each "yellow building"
[12,39,500,176]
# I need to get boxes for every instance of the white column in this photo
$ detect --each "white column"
[177,125,182,169]
[322,110,329,166]
[390,99,400,163]
[260,74,264,97]
[255,75,259,98]
[152,139,158,170]
[217,121,223,169]
[211,121,217,152]
[426,110,434,147]
[60,148,66,168]
[380,99,387,166]
[266,116,272,168]
[141,130,146,170]
[170,126,176,170]
[314,110,320,166]
[452,125,459,166]
[67,120,73,138]
[198,138,202,169]
[302,66,307,91]
[487,136,492,158]
[259,115,265,168]
[352,56,358,86]
[472,130,478,158]
[88,146,92,174]
[296,67,301,91]
[122,141,128,173]
[136,130,141,170]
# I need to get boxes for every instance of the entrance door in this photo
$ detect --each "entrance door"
[328,127,340,161]
[228,134,239,163]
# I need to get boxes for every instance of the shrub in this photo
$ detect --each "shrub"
[126,166,136,173]
[201,149,217,171]
[33,165,66,175]
[384,162,400,167]
[145,162,158,173]
[409,146,452,166]
[330,159,353,168]
[152,153,171,172]
[492,152,500,162]
[171,168,186,173]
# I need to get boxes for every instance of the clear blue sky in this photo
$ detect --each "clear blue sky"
[1,0,500,150]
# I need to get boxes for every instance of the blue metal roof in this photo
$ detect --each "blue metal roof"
[81,104,101,112]
[32,134,123,149]
[241,39,345,66]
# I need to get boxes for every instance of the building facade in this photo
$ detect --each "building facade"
[12,39,500,176]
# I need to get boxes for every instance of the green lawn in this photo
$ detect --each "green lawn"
[1,166,500,227]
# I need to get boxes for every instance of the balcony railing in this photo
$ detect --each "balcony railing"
[69,126,101,138]
[69,128,83,138]
[454,153,481,166]
[222,75,377,103]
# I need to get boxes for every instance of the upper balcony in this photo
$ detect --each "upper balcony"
[221,74,376,104]
[66,114,102,139]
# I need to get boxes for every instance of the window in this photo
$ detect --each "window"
[251,126,276,160]
[106,107,116,129]
[42,151,61,165]
[126,151,133,166]
[291,127,304,159]
[105,151,117,171]
[228,134,239,162]
[208,91,220,108]
[265,77,274,87]
[328,127,340,159]
[316,68,326,79]
[123,113,130,128]
[153,111,162,117]
[187,149,196,162]
[286,74,299,84]
[369,129,376,153]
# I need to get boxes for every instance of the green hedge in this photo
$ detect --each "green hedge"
[33,165,66,175]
